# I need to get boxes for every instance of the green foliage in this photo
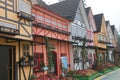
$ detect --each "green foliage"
[81,37,87,69]
[45,36,53,72]
[20,56,26,62]
[28,55,34,61]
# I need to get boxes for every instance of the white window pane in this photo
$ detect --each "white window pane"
[45,18,50,23]
[18,0,31,14]
[37,15,44,21]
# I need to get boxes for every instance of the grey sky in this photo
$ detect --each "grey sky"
[43,0,120,29]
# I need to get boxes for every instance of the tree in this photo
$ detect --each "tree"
[45,36,53,72]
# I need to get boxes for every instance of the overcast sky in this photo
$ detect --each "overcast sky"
[43,0,120,29]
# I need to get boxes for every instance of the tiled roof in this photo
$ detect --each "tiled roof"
[34,0,50,9]
[105,21,109,27]
[111,25,115,35]
[94,13,103,32]
[85,7,90,16]
[49,0,80,20]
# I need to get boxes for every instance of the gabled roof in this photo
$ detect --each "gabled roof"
[49,0,80,20]
[105,21,109,27]
[85,7,90,16]
[35,0,50,9]
[111,25,115,35]
[94,13,103,32]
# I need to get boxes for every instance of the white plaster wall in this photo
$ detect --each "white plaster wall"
[108,50,113,61]
[87,49,95,63]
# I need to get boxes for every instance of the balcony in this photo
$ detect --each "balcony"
[17,11,35,21]
[98,40,110,44]
[32,21,71,35]
[0,26,19,35]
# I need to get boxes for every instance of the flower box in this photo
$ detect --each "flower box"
[72,73,101,80]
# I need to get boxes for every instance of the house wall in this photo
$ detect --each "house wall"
[95,17,107,49]
[0,0,33,80]
[32,5,71,76]
[0,38,32,80]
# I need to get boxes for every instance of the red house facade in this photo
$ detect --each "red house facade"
[32,4,71,77]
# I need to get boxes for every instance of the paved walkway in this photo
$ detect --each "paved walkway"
[95,69,120,80]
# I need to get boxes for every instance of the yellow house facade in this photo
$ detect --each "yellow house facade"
[94,14,109,62]
[0,0,34,80]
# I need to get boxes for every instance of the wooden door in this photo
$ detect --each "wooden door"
[0,46,15,80]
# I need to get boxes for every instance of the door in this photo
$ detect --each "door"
[51,51,58,75]
[0,46,15,80]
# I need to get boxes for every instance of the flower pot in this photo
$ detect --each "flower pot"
[29,61,34,66]
[20,61,26,66]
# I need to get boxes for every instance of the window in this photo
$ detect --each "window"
[45,18,50,23]
[98,34,101,40]
[37,15,44,21]
[34,53,44,66]
[34,53,44,72]
[32,13,36,17]
[58,23,62,28]
[18,0,31,14]
[63,25,67,28]
[0,21,17,29]
[22,44,30,56]
[101,35,104,41]
[104,36,106,41]
[52,20,57,25]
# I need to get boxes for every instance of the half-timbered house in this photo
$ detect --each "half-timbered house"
[49,0,91,70]
[94,13,108,62]
[86,7,97,67]
[0,0,34,80]
[32,0,71,77]
[105,21,115,61]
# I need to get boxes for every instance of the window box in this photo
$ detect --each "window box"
[17,11,35,21]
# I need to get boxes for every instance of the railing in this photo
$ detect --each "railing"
[32,21,71,35]
[98,40,110,44]
[0,26,19,35]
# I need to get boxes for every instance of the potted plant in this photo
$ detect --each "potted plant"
[28,55,34,66]
[20,56,26,66]
[29,75,37,80]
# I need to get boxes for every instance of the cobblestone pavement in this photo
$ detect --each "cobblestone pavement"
[95,69,120,80]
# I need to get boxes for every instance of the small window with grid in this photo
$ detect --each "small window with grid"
[22,44,30,57]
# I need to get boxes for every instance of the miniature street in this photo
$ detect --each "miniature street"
[95,69,120,80]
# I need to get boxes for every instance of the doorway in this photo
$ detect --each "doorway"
[51,51,58,75]
[0,45,15,80]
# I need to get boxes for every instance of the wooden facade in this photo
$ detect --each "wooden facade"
[32,5,71,77]
[0,0,33,80]
[94,14,108,62]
